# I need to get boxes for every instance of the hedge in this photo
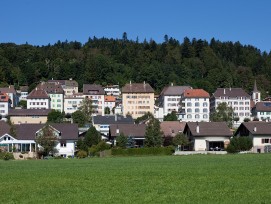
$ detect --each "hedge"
[111,146,174,156]
[0,152,15,160]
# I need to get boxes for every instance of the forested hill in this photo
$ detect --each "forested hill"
[1,35,271,96]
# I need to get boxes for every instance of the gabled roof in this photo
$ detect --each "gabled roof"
[213,88,250,98]
[254,102,271,112]
[0,86,16,94]
[235,122,271,135]
[27,88,49,99]
[184,122,232,137]
[183,89,210,98]
[122,83,154,93]
[37,82,64,94]
[83,84,105,95]
[110,124,146,137]
[48,79,78,87]
[0,121,10,136]
[160,121,186,137]
[16,123,78,140]
[93,115,134,125]
[160,86,192,96]
[9,109,51,116]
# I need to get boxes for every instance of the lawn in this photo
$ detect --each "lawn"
[1,154,271,203]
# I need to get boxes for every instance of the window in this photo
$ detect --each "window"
[187,102,192,107]
[60,142,66,147]
[203,102,208,107]
[187,114,192,119]
[262,139,271,144]
[195,114,200,119]
[187,108,192,113]
[195,102,200,107]
[239,102,244,105]
[203,114,208,119]
[203,108,208,113]
[195,108,200,113]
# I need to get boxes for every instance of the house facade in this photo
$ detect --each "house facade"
[104,95,116,114]
[83,84,105,116]
[251,101,271,121]
[18,86,29,101]
[0,86,18,107]
[104,85,121,97]
[27,88,50,109]
[64,96,84,114]
[0,93,10,117]
[159,85,192,116]
[210,88,251,125]
[122,82,154,119]
[8,109,51,124]
[235,122,271,153]
[179,89,210,122]
[183,122,232,151]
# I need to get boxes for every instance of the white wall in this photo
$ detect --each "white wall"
[56,140,75,157]
[27,98,50,109]
[0,102,9,116]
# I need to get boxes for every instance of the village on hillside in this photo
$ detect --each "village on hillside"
[1,79,271,159]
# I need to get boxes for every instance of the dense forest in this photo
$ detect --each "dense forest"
[1,33,271,96]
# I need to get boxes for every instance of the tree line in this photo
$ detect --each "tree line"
[1,33,271,96]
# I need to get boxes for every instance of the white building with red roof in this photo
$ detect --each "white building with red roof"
[27,88,50,110]
[0,93,10,117]
[179,89,210,122]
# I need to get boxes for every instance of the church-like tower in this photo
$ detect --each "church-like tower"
[252,80,261,104]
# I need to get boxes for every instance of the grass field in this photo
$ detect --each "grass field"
[1,154,271,203]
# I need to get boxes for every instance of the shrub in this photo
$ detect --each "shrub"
[77,150,87,159]
[111,146,174,156]
[3,152,15,160]
[226,136,253,153]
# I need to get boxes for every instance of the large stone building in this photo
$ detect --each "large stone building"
[122,82,154,119]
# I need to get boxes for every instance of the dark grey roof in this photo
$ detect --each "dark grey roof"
[48,79,78,87]
[16,123,78,140]
[160,121,186,137]
[0,86,16,94]
[93,115,134,125]
[160,86,192,96]
[122,83,154,93]
[83,84,105,95]
[235,122,271,135]
[27,88,50,99]
[20,86,28,92]
[254,102,271,112]
[184,122,232,137]
[37,82,64,94]
[110,124,146,137]
[213,88,250,98]
[9,109,51,116]
[0,121,11,136]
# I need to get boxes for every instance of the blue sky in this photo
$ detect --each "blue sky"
[1,0,271,52]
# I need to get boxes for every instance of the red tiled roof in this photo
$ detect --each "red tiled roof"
[27,88,49,99]
[37,82,64,94]
[183,89,210,98]
[0,93,9,102]
[0,86,16,94]
[105,95,116,102]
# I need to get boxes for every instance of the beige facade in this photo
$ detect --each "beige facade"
[10,116,47,124]
[122,92,154,118]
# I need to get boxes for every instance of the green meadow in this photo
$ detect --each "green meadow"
[1,154,271,204]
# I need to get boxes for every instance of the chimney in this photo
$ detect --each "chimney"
[223,89,226,94]
[196,122,199,133]
[253,126,257,132]
[230,87,231,91]
[116,125,119,134]
[130,80,131,85]
[171,82,173,86]
[115,114,117,121]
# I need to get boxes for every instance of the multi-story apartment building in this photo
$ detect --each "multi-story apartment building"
[0,86,18,107]
[48,79,78,96]
[37,82,64,112]
[210,88,251,125]
[104,85,121,97]
[122,82,154,119]
[159,84,192,116]
[18,86,28,101]
[0,93,10,117]
[83,84,105,116]
[104,95,116,114]
[64,95,84,114]
[27,88,50,109]
[179,89,210,122]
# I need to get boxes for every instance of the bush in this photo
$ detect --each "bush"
[226,136,253,153]
[77,150,87,159]
[111,146,174,156]
[89,141,111,157]
[3,152,15,161]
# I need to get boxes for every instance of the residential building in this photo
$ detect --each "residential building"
[251,101,271,121]
[48,79,78,96]
[0,93,10,117]
[160,121,186,146]
[252,80,261,104]
[64,95,84,114]
[179,89,210,122]
[8,109,51,124]
[0,86,18,107]
[122,82,154,119]
[210,88,251,125]
[109,124,146,147]
[104,85,121,97]
[235,122,271,153]
[18,86,29,101]
[159,84,192,116]
[37,82,64,112]
[83,84,105,116]
[104,95,116,114]
[0,123,79,158]
[183,122,232,151]
[27,88,50,109]
[92,115,134,137]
